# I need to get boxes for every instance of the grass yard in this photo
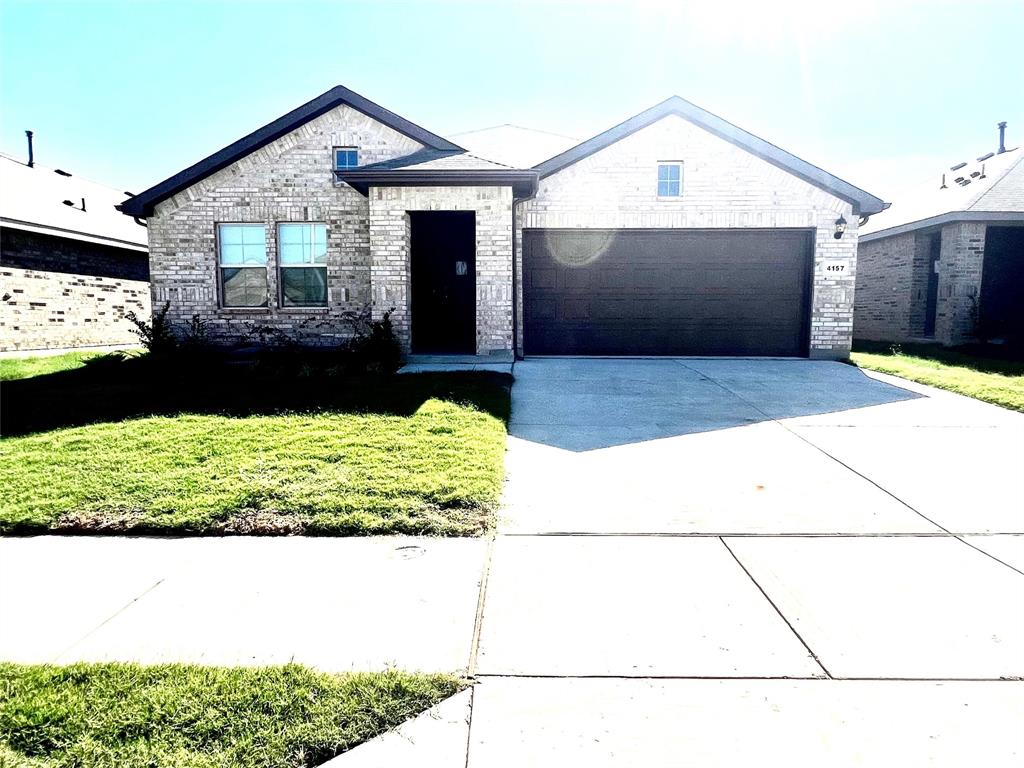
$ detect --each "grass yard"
[851,341,1024,412]
[0,353,510,536]
[0,662,463,768]
[0,350,108,381]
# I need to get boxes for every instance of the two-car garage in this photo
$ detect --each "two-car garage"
[522,228,814,357]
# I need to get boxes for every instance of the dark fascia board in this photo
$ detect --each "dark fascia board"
[339,168,539,198]
[533,96,888,216]
[118,85,464,217]
[860,210,1024,243]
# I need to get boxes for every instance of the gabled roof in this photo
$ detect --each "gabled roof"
[533,96,888,216]
[860,147,1023,241]
[447,124,580,169]
[0,153,147,251]
[118,85,463,217]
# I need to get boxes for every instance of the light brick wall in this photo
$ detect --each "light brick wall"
[369,186,513,354]
[935,221,987,345]
[515,114,858,358]
[146,104,423,346]
[1,267,150,351]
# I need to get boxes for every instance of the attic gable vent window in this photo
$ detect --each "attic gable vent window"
[333,147,358,172]
[657,162,683,197]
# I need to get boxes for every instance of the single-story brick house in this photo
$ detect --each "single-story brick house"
[856,126,1024,346]
[117,85,887,359]
[1,147,150,352]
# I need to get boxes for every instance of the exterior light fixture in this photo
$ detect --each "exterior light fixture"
[833,215,847,239]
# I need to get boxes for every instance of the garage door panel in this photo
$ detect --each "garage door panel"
[523,228,812,356]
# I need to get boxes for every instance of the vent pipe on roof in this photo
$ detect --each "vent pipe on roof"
[25,130,34,168]
[997,121,1007,154]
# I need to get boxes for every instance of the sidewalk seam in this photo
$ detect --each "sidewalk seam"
[719,536,833,680]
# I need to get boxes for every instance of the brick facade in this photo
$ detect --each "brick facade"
[935,221,987,345]
[1,266,150,351]
[0,228,150,352]
[143,105,867,358]
[515,115,858,359]
[855,221,988,346]
[146,104,423,346]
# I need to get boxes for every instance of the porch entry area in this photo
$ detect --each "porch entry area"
[410,211,476,354]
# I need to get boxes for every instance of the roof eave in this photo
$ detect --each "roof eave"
[533,97,887,216]
[338,169,539,198]
[118,85,464,218]
[860,209,1024,242]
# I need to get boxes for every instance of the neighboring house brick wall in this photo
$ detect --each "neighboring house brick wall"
[0,266,150,351]
[854,232,916,341]
[935,221,987,345]
[1,228,149,281]
[369,186,513,354]
[146,104,423,346]
[515,114,858,358]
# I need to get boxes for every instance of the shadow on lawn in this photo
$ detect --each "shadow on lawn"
[0,352,512,437]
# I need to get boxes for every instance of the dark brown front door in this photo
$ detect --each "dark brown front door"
[523,228,813,356]
[410,211,476,354]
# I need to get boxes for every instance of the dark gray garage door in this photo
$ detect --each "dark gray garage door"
[523,228,814,356]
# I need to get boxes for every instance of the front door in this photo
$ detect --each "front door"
[410,211,476,354]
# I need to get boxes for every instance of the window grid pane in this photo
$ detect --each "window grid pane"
[219,225,266,265]
[334,148,358,170]
[221,267,267,307]
[279,223,327,265]
[657,164,682,197]
[281,266,328,306]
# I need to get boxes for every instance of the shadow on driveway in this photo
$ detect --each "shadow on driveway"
[510,358,920,451]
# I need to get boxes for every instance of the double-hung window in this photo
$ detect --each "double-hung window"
[279,222,328,307]
[218,224,268,307]
[333,147,358,173]
[657,162,683,197]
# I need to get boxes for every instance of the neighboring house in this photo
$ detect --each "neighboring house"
[1,146,150,352]
[117,85,886,359]
[856,125,1024,346]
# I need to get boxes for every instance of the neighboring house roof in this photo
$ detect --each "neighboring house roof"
[447,124,580,169]
[0,153,148,252]
[117,85,464,217]
[860,148,1024,241]
[533,96,888,216]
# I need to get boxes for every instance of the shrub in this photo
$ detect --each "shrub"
[125,301,176,355]
[343,307,402,373]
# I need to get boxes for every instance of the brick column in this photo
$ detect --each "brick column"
[934,221,986,346]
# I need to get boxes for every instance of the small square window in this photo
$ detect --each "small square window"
[657,162,683,197]
[334,147,358,171]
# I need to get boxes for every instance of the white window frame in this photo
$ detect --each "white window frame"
[277,222,329,308]
[657,161,684,198]
[217,223,268,308]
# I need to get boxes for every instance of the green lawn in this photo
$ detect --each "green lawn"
[0,662,463,768]
[0,354,510,536]
[851,341,1024,412]
[0,350,107,381]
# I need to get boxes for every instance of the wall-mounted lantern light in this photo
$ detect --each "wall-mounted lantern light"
[833,215,847,240]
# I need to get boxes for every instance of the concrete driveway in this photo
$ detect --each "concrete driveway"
[468,358,1024,767]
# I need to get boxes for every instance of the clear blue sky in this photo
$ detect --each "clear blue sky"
[2,0,1021,199]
